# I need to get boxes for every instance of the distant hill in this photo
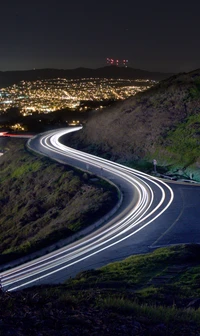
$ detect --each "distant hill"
[66,69,200,181]
[0,66,173,88]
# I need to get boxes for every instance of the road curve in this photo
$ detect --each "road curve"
[0,127,174,291]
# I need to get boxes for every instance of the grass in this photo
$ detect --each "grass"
[98,296,200,325]
[1,244,200,334]
[11,160,43,178]
[66,245,180,286]
[59,244,200,332]
[65,244,200,301]
[122,159,153,173]
[64,70,200,182]
[165,114,200,166]
[0,139,118,264]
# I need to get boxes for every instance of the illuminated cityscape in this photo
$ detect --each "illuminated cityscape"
[0,78,155,115]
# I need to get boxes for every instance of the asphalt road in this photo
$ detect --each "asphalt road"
[1,127,200,291]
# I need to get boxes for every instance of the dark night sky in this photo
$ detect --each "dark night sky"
[1,0,200,72]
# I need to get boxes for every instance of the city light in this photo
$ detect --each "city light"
[0,78,155,114]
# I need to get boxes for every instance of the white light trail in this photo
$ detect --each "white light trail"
[0,127,174,291]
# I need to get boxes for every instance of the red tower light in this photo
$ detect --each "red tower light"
[106,58,128,66]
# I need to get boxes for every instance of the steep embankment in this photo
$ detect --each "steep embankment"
[67,69,200,180]
[0,139,118,264]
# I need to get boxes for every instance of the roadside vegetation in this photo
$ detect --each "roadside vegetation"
[1,244,200,335]
[65,70,200,181]
[0,139,118,264]
[65,243,200,299]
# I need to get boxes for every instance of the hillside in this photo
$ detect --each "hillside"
[65,69,200,181]
[0,139,118,265]
[0,66,173,88]
[1,244,200,335]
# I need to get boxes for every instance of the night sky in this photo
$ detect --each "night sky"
[1,0,200,72]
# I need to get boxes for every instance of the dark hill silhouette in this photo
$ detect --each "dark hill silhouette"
[0,66,173,88]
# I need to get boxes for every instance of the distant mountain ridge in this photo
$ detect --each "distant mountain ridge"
[0,66,173,88]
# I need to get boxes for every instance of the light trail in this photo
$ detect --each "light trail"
[0,127,174,291]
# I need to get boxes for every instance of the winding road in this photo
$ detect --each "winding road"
[1,127,200,291]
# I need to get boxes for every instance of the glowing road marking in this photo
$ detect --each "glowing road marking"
[0,128,174,291]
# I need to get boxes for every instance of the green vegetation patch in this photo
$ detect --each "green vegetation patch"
[11,160,43,178]
[165,114,200,167]
[65,244,200,302]
[0,139,118,264]
[98,296,200,325]
[188,79,200,99]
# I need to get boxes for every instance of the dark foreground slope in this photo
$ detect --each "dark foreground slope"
[1,245,200,335]
[0,139,118,264]
[66,69,200,181]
